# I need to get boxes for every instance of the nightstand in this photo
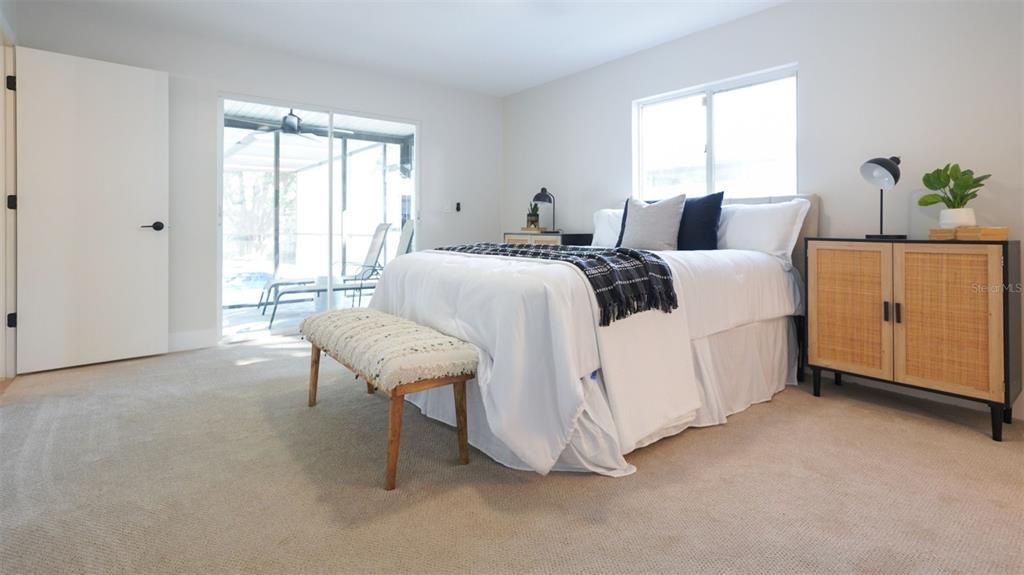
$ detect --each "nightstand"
[502,232,593,246]
[806,237,1021,440]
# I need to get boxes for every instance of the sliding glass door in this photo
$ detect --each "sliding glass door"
[222,99,415,338]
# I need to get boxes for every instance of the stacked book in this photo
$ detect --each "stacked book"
[928,228,956,240]
[928,226,1009,241]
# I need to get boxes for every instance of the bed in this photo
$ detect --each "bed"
[369,194,820,477]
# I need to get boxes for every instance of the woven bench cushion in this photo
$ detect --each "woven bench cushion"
[300,309,477,391]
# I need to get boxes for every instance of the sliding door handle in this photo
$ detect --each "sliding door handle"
[894,303,902,323]
[883,301,890,322]
[141,221,165,231]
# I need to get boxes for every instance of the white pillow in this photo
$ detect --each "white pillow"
[591,208,624,247]
[717,198,811,269]
[618,195,686,251]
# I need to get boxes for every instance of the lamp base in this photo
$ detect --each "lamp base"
[865,234,907,240]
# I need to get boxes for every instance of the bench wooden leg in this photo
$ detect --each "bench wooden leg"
[453,380,469,465]
[385,393,405,490]
[366,380,375,394]
[308,344,321,407]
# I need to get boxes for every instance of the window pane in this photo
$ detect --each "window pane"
[639,94,706,200]
[343,140,385,278]
[712,76,796,198]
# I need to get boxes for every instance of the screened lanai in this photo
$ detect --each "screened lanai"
[221,99,415,339]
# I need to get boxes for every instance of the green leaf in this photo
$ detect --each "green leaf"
[974,174,991,185]
[937,170,950,188]
[956,174,974,191]
[917,193,946,206]
[922,172,937,190]
[949,164,961,179]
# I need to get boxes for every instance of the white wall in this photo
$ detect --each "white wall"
[13,3,503,351]
[0,0,15,44]
[503,1,1022,240]
[503,1,1024,414]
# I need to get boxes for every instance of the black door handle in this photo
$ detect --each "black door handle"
[141,221,165,231]
[894,302,902,323]
[883,301,890,322]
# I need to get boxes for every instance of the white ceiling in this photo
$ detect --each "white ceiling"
[17,1,783,96]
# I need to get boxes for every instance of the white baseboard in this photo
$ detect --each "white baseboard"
[169,328,220,352]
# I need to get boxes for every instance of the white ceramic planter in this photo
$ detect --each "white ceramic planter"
[939,207,976,229]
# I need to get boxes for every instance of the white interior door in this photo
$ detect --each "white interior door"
[16,48,168,373]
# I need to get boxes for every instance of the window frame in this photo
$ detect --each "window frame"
[632,64,799,200]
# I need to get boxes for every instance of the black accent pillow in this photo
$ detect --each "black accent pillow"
[614,198,631,247]
[677,191,724,250]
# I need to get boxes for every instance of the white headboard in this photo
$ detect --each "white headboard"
[723,194,820,280]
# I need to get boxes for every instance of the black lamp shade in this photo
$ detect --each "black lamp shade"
[860,156,901,191]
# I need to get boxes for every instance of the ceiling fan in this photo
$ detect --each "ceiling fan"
[226,108,355,156]
[273,108,322,143]
[259,108,355,141]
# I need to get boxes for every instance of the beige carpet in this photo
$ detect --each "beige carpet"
[1,337,1022,574]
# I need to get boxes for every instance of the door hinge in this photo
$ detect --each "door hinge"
[6,195,15,209]
[6,313,15,328]
[5,75,14,91]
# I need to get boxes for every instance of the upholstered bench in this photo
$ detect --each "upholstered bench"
[300,309,478,490]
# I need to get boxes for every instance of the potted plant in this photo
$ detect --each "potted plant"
[526,202,540,229]
[918,163,991,228]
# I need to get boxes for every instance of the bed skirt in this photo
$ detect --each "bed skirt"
[404,316,797,476]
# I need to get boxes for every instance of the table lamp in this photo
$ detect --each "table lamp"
[532,187,557,232]
[859,156,906,239]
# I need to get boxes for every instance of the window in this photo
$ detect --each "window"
[221,98,416,337]
[635,67,796,200]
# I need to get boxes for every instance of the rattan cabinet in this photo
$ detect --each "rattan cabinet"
[806,238,1021,441]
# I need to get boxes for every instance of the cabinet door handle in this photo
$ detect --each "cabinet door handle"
[895,303,902,323]
[883,301,890,322]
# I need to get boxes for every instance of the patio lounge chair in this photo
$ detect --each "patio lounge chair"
[257,278,316,315]
[268,223,391,328]
[395,219,415,256]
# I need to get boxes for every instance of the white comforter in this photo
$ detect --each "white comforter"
[369,249,800,476]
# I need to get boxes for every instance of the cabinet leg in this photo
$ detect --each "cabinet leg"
[834,372,842,386]
[1004,407,1013,424]
[812,368,821,397]
[990,405,1004,442]
[794,316,806,383]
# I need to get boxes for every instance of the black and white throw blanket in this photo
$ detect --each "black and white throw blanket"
[437,243,677,326]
